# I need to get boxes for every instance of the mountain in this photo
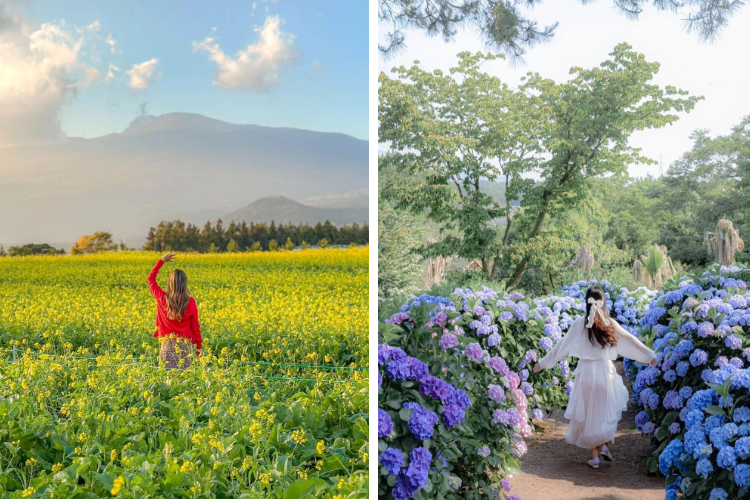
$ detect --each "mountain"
[224,196,368,227]
[301,189,369,209]
[0,113,368,246]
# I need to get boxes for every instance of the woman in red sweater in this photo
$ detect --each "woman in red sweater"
[147,252,202,369]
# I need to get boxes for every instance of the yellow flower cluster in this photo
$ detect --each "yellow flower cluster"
[0,250,369,498]
[111,476,125,496]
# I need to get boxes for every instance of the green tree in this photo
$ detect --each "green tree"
[379,52,545,276]
[227,239,239,252]
[248,241,262,252]
[378,203,425,299]
[0,245,5,257]
[207,243,219,253]
[301,241,310,250]
[380,45,701,286]
[284,237,294,251]
[318,238,328,249]
[268,239,279,251]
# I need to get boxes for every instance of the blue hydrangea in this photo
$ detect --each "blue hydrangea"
[695,457,713,478]
[404,403,439,440]
[736,463,750,488]
[690,349,708,366]
[679,386,693,400]
[734,406,750,423]
[709,488,728,500]
[716,446,737,469]
[379,448,404,475]
[686,410,703,430]
[726,334,743,349]
[676,361,689,377]
[735,436,750,456]
[659,439,684,475]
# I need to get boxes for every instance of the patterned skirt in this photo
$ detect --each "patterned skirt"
[159,336,195,370]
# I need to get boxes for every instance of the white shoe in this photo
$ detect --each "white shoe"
[588,458,600,469]
[600,446,614,463]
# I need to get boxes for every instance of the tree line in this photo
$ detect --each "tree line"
[144,219,368,253]
[1,219,369,256]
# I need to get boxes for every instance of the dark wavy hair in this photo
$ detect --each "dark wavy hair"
[585,285,617,348]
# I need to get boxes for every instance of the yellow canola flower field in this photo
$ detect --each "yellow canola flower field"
[0,249,369,498]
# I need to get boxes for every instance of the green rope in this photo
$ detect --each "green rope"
[3,348,359,384]
[2,347,368,371]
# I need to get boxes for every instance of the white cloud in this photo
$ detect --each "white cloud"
[192,15,302,92]
[105,33,116,53]
[0,6,104,146]
[105,63,120,81]
[126,58,160,90]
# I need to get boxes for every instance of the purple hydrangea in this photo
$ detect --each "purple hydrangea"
[442,404,465,428]
[690,349,708,367]
[488,356,510,375]
[539,337,553,351]
[698,322,715,338]
[533,408,544,420]
[465,343,484,362]
[439,333,459,351]
[404,403,439,440]
[488,384,505,403]
[477,446,490,458]
[379,409,393,438]
[727,334,743,349]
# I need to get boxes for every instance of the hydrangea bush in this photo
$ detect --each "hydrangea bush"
[378,279,652,499]
[627,265,750,499]
[378,303,530,500]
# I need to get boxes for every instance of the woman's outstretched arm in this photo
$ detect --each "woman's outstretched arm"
[614,321,657,365]
[147,252,175,300]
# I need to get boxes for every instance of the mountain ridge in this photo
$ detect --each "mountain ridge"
[0,112,368,245]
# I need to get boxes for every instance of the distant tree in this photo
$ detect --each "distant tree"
[380,45,701,287]
[119,241,128,251]
[207,243,219,253]
[349,242,357,248]
[319,238,328,249]
[268,239,279,251]
[0,245,5,257]
[7,243,65,256]
[249,241,262,252]
[227,239,239,253]
[379,0,745,59]
[70,231,118,255]
[301,241,310,250]
[284,237,294,251]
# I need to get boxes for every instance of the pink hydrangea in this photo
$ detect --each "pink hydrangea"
[488,356,509,375]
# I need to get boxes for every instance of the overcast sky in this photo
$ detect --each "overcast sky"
[378,0,750,178]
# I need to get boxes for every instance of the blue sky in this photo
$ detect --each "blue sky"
[18,0,368,140]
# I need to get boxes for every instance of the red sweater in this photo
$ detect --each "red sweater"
[147,260,202,351]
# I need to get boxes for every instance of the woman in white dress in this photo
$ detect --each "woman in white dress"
[533,285,657,469]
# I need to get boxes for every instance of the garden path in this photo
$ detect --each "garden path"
[510,364,666,500]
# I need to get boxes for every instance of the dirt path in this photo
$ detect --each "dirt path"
[509,365,666,500]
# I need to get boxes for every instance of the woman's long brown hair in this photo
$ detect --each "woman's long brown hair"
[585,285,617,348]
[166,269,190,321]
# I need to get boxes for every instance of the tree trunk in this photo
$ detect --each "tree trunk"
[507,210,548,289]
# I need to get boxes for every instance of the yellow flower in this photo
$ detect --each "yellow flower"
[52,463,63,474]
[111,476,125,496]
[180,460,195,473]
[362,452,368,464]
[291,429,306,445]
[22,486,36,498]
[241,456,252,471]
[110,449,117,462]
[316,440,325,454]
[25,457,38,467]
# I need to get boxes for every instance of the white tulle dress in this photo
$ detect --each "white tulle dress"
[538,316,657,449]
